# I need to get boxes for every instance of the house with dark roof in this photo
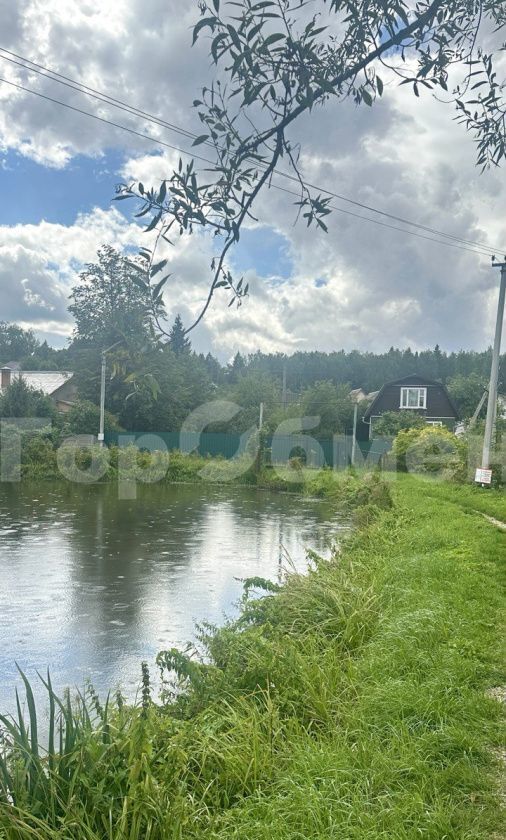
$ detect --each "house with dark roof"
[362,375,459,439]
[0,363,77,413]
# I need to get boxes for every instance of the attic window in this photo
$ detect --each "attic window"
[400,386,426,409]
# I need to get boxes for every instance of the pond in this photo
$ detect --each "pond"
[0,482,347,715]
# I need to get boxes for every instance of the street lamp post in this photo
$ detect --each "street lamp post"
[98,340,123,446]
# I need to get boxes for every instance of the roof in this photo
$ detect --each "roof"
[350,388,379,403]
[9,371,74,397]
[1,361,22,370]
[363,374,458,420]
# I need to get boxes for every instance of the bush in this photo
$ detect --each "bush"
[373,410,426,437]
[56,440,112,483]
[21,433,58,479]
[0,426,57,480]
[199,454,257,484]
[393,426,467,481]
[63,399,122,437]
[488,461,504,488]
[306,468,393,511]
[0,376,56,420]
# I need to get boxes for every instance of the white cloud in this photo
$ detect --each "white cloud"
[0,0,505,358]
[0,0,208,166]
[0,207,144,337]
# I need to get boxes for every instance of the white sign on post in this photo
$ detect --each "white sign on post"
[475,468,492,485]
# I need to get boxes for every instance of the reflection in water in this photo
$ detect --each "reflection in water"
[0,482,347,712]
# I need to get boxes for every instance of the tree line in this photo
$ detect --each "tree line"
[0,247,503,437]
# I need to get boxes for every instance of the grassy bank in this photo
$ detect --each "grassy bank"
[395,473,506,522]
[2,435,394,511]
[0,476,504,839]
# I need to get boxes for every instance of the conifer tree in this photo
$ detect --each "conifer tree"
[168,314,191,355]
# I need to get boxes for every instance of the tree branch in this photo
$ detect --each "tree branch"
[238,0,448,159]
[185,130,285,334]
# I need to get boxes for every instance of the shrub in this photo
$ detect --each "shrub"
[200,454,257,484]
[488,461,504,488]
[0,376,56,420]
[63,399,122,436]
[21,433,58,479]
[393,426,467,481]
[306,468,393,510]
[56,440,112,483]
[0,426,58,482]
[0,424,57,480]
[288,446,307,465]
[373,410,426,437]
[109,443,170,485]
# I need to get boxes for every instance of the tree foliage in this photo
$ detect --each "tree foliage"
[447,372,488,419]
[373,410,426,437]
[168,314,192,355]
[68,245,160,348]
[63,400,122,436]
[393,424,468,479]
[3,307,504,435]
[0,322,38,365]
[116,0,506,330]
[301,380,354,437]
[0,377,56,420]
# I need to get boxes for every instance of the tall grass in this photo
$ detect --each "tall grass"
[0,477,504,839]
[5,435,395,505]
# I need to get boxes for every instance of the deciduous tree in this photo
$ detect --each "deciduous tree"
[68,245,159,348]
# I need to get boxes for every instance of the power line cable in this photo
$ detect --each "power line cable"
[270,180,496,256]
[0,48,199,145]
[0,75,216,165]
[0,72,499,257]
[1,47,502,256]
[0,46,502,256]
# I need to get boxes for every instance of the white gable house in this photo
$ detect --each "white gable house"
[0,363,77,413]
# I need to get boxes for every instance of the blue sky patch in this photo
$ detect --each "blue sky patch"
[233,227,293,280]
[0,151,294,288]
[0,149,126,226]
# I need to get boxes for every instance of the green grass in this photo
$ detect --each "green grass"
[395,473,506,522]
[6,437,397,513]
[0,477,504,839]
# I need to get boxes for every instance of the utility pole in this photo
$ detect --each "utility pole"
[480,258,506,474]
[468,388,488,430]
[98,339,123,446]
[98,350,107,446]
[259,401,264,430]
[282,361,287,410]
[351,402,358,466]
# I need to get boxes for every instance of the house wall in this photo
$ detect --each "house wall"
[1,369,11,390]
[50,379,78,410]
[369,414,455,438]
[55,400,74,414]
[369,383,457,420]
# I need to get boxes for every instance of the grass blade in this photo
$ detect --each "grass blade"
[16,666,39,765]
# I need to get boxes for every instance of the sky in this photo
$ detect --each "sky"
[0,0,505,360]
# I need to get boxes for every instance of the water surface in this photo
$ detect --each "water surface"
[0,482,346,712]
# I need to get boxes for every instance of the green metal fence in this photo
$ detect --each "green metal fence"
[104,431,392,468]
